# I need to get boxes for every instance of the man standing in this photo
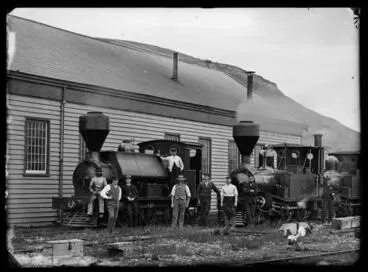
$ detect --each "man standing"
[100,176,122,233]
[87,167,107,217]
[238,175,258,227]
[122,175,140,227]
[197,174,220,227]
[220,176,238,233]
[161,146,184,189]
[171,175,191,228]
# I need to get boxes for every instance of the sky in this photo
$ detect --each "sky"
[9,8,360,132]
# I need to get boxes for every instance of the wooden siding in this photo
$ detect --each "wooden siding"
[7,93,302,225]
[7,94,61,225]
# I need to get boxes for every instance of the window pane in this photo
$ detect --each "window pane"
[164,133,180,142]
[80,135,88,161]
[25,119,48,174]
[228,140,240,173]
[199,138,211,176]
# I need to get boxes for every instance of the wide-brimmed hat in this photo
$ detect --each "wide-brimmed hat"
[177,175,186,181]
[111,175,119,180]
[125,174,132,179]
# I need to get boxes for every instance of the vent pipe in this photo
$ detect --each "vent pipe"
[172,52,178,80]
[247,71,255,100]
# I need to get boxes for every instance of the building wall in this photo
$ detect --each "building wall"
[7,92,302,226]
[7,94,61,226]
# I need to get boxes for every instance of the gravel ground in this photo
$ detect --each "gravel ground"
[8,222,360,267]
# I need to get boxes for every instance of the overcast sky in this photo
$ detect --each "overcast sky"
[9,8,360,132]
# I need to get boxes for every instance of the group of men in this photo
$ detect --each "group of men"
[87,144,258,233]
[170,173,258,232]
[87,167,139,233]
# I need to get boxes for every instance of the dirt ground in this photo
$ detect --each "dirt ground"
[8,222,360,267]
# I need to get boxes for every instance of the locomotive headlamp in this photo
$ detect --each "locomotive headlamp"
[291,152,298,159]
[307,153,314,160]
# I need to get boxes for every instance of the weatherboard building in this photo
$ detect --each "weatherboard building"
[6,16,306,226]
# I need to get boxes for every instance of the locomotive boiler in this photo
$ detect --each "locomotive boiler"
[52,112,203,227]
[230,121,326,223]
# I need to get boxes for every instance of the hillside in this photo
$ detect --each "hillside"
[97,38,360,153]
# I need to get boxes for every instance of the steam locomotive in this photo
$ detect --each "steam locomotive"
[52,111,360,228]
[230,121,360,224]
[323,151,360,217]
[52,112,203,227]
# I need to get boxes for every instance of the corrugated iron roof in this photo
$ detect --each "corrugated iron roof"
[7,15,306,135]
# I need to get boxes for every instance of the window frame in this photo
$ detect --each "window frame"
[23,117,50,177]
[79,134,88,162]
[228,140,241,173]
[164,132,181,142]
[198,137,212,178]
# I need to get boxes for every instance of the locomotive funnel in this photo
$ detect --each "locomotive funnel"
[233,121,260,164]
[79,112,110,151]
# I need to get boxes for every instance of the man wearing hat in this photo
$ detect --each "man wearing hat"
[170,175,191,228]
[122,175,140,227]
[197,174,221,227]
[100,175,122,233]
[87,167,107,217]
[160,145,184,189]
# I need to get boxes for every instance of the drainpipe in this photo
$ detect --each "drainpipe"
[58,87,66,221]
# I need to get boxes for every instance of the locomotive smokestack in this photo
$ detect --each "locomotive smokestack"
[172,52,178,80]
[314,133,323,147]
[79,112,110,153]
[247,71,255,100]
[233,121,260,165]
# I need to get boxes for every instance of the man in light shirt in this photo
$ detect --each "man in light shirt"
[87,167,107,217]
[171,175,191,228]
[220,176,238,233]
[100,176,122,234]
[160,146,184,189]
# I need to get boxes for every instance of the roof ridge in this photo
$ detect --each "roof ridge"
[8,15,252,84]
[8,15,115,45]
[97,37,221,71]
[8,15,177,62]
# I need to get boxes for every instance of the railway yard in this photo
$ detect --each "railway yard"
[8,220,360,267]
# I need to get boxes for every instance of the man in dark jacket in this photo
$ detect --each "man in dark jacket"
[197,174,220,227]
[122,175,140,227]
[237,174,258,227]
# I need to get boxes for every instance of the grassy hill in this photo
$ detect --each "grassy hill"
[97,38,360,153]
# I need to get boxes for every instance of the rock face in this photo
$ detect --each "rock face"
[97,38,360,153]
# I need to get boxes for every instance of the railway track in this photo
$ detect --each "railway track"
[11,228,360,266]
[239,248,360,266]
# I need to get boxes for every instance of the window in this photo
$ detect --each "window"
[164,133,180,142]
[254,144,264,167]
[228,140,241,173]
[79,135,88,161]
[199,137,211,177]
[24,118,49,175]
